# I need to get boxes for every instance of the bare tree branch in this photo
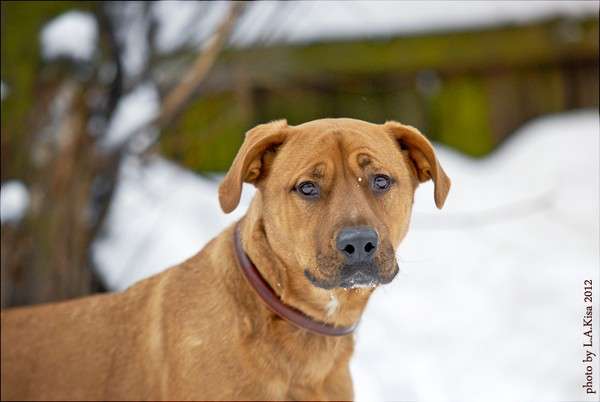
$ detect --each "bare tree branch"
[97,2,124,119]
[117,1,245,155]
[157,2,245,129]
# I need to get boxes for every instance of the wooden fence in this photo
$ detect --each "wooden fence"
[158,16,599,171]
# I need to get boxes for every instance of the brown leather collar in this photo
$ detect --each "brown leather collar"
[233,222,356,337]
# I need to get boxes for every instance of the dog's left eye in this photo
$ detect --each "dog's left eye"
[296,181,320,199]
[371,174,392,193]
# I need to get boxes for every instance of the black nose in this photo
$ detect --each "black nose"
[336,226,379,265]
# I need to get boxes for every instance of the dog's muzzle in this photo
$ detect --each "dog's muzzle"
[336,226,379,288]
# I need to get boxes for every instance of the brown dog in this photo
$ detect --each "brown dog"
[1,118,450,400]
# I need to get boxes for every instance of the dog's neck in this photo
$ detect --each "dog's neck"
[239,195,374,329]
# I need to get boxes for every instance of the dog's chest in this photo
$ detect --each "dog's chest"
[254,323,353,386]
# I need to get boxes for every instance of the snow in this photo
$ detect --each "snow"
[93,110,599,400]
[102,83,160,150]
[0,181,30,224]
[40,11,98,61]
[150,1,599,50]
[93,156,254,290]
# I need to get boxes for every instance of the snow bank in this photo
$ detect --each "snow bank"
[0,181,30,224]
[93,110,599,401]
[351,110,600,401]
[40,11,98,61]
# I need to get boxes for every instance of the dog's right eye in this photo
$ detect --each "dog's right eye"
[295,181,320,199]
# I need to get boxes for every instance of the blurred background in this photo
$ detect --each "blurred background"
[1,1,599,401]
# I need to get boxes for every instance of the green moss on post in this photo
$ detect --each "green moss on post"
[430,77,494,157]
[384,88,426,129]
[267,88,327,122]
[332,85,387,123]
[161,93,250,172]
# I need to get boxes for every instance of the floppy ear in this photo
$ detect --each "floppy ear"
[219,120,288,213]
[384,121,451,209]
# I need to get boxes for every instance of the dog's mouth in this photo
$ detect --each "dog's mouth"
[304,261,399,290]
[338,263,380,289]
[338,268,379,289]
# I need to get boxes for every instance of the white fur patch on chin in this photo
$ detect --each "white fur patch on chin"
[349,282,377,289]
[325,293,339,317]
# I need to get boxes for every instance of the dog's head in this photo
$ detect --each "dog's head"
[220,118,450,293]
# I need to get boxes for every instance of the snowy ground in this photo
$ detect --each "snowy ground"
[93,110,599,401]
